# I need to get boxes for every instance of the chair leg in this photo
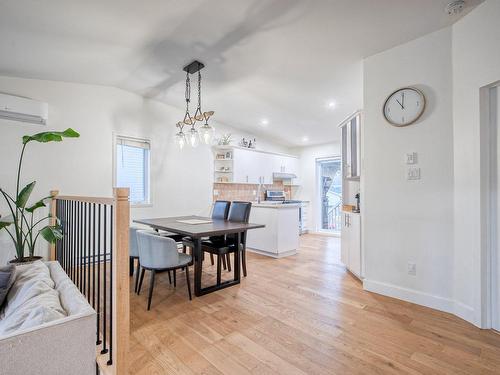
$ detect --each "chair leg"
[242,246,247,277]
[129,257,134,277]
[134,259,141,293]
[168,270,172,284]
[210,253,215,265]
[137,268,145,295]
[147,270,156,311]
[217,255,222,285]
[222,254,227,270]
[185,266,192,301]
[183,245,187,253]
[226,254,231,271]
[173,269,177,287]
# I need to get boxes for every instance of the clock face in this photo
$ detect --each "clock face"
[383,87,425,126]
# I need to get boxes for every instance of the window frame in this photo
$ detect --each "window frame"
[113,134,152,207]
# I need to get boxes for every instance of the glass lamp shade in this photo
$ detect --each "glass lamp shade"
[188,127,200,148]
[199,123,215,145]
[175,131,186,150]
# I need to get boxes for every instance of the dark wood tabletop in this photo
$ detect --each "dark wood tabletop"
[133,215,265,238]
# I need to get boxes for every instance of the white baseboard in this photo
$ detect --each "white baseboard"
[363,279,455,314]
[363,279,477,325]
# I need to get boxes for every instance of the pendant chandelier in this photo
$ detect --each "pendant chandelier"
[175,61,215,149]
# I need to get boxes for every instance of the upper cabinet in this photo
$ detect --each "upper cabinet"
[341,113,361,179]
[213,146,299,184]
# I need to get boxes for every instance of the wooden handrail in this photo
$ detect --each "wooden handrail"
[49,188,130,375]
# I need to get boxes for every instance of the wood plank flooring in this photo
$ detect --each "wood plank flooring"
[129,234,500,374]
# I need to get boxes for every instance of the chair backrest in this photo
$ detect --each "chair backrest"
[129,227,141,258]
[136,230,180,269]
[212,200,231,220]
[228,201,252,223]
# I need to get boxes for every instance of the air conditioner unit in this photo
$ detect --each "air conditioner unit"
[0,93,48,125]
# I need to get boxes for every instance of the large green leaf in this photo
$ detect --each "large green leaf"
[39,226,63,244]
[0,221,12,230]
[16,181,36,208]
[26,196,50,213]
[22,128,80,145]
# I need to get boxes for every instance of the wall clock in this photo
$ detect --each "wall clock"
[383,87,426,127]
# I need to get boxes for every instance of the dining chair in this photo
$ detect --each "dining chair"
[129,227,142,293]
[182,200,231,266]
[136,230,192,310]
[201,201,252,284]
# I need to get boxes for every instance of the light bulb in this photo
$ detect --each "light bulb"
[189,128,199,148]
[175,131,186,150]
[199,123,215,145]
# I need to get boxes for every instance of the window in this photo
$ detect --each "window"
[115,136,150,205]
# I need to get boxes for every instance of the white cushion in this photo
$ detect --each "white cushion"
[0,261,66,336]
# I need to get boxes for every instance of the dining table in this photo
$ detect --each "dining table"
[133,215,265,296]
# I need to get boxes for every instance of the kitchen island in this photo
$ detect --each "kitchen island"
[246,203,300,258]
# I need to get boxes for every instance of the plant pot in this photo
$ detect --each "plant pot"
[9,256,43,265]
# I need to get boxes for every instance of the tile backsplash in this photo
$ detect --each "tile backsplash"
[213,182,293,202]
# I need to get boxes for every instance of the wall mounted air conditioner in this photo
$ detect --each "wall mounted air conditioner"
[0,93,48,125]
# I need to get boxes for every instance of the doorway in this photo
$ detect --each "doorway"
[316,157,342,234]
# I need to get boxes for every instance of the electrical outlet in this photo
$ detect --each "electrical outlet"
[407,262,416,276]
[213,189,219,196]
[252,190,256,195]
[405,152,418,164]
[407,167,421,180]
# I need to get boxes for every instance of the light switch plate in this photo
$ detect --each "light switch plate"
[213,189,219,196]
[407,167,421,180]
[405,152,418,164]
[408,262,416,276]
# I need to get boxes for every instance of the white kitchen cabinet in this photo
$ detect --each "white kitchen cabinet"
[232,148,260,183]
[341,114,361,180]
[215,146,300,184]
[341,211,361,279]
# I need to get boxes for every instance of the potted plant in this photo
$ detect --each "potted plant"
[0,128,80,263]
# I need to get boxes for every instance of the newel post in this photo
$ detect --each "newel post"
[49,190,59,261]
[113,187,130,375]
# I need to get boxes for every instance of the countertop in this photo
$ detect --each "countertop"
[252,202,301,209]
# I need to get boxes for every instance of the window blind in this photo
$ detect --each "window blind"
[116,136,150,205]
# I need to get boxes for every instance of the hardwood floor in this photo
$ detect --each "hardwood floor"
[129,234,500,374]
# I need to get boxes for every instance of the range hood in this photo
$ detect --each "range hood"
[273,172,297,180]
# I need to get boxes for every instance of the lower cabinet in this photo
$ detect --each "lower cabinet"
[341,212,362,279]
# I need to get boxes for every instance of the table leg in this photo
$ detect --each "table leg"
[193,237,202,296]
[234,232,241,282]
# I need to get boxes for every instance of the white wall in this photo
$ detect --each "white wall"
[362,28,456,312]
[292,142,341,232]
[452,0,500,326]
[0,76,288,263]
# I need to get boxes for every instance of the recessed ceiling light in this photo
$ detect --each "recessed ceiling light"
[302,136,309,142]
[260,118,269,126]
[327,101,336,109]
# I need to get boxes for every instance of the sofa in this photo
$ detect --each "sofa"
[0,260,96,375]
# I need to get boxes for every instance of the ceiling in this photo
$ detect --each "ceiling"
[0,0,481,147]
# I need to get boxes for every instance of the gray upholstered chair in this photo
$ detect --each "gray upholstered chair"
[136,230,192,310]
[129,227,141,293]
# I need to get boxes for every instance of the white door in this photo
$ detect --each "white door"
[340,213,349,265]
[348,214,361,278]
[233,148,260,184]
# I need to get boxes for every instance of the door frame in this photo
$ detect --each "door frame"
[480,81,500,330]
[315,156,342,235]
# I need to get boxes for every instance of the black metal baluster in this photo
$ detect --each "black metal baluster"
[71,200,75,282]
[83,202,87,297]
[107,205,113,365]
[92,203,96,311]
[87,202,91,303]
[101,204,108,355]
[79,201,83,292]
[97,203,102,346]
[56,200,60,263]
[63,200,67,271]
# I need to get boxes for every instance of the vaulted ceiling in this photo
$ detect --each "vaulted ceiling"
[0,0,481,146]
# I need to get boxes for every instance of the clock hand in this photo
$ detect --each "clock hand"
[396,99,404,109]
[402,92,405,109]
